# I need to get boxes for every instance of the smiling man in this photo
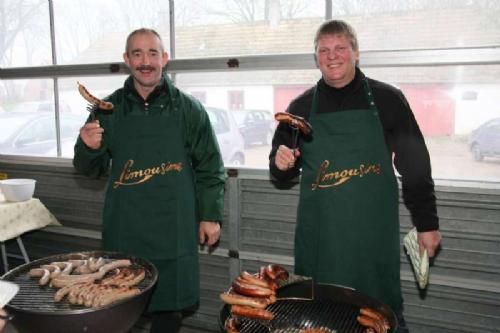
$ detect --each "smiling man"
[73,28,225,333]
[269,20,441,333]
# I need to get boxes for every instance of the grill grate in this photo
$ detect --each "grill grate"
[235,299,365,333]
[1,252,156,313]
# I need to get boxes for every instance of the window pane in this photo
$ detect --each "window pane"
[0,0,51,67]
[334,2,500,50]
[0,79,58,156]
[175,0,325,58]
[177,66,500,182]
[363,65,500,182]
[57,76,127,158]
[176,70,320,168]
[53,0,171,65]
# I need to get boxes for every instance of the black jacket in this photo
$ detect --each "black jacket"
[269,68,439,232]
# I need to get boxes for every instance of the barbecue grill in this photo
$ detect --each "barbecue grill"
[219,280,397,333]
[1,251,158,333]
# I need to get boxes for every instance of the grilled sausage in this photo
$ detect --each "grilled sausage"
[77,81,114,110]
[95,287,140,307]
[54,281,88,302]
[230,304,274,321]
[98,259,132,273]
[232,277,274,298]
[360,308,390,331]
[28,268,45,277]
[220,292,270,309]
[274,111,312,135]
[41,264,62,278]
[357,315,387,333]
[39,268,51,285]
[239,271,272,289]
[224,317,240,333]
[269,264,289,282]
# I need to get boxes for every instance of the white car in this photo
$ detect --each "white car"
[0,112,85,157]
[206,107,245,166]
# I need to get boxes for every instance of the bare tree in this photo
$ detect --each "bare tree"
[0,0,46,66]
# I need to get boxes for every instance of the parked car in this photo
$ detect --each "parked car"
[232,109,275,146]
[206,107,245,165]
[468,117,500,161]
[7,100,72,113]
[0,112,85,157]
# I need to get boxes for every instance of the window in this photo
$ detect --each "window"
[0,0,499,184]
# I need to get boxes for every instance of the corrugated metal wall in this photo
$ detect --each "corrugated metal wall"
[1,161,499,333]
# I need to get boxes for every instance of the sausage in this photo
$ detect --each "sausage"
[102,268,145,287]
[232,277,274,298]
[264,264,277,280]
[61,262,74,275]
[274,111,312,135]
[41,264,62,278]
[119,269,145,287]
[220,292,270,309]
[51,259,132,287]
[224,317,240,333]
[95,287,140,307]
[357,315,387,333]
[360,308,390,331]
[98,259,132,274]
[50,262,74,275]
[39,268,51,285]
[54,282,88,302]
[68,259,87,267]
[28,268,45,277]
[239,271,272,289]
[51,275,98,288]
[269,264,289,282]
[77,81,114,110]
[230,304,274,321]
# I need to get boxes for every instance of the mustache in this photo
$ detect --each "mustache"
[135,65,155,71]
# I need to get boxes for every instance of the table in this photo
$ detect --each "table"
[0,191,61,272]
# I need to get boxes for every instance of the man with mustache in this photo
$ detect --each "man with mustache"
[73,28,225,333]
[269,20,441,332]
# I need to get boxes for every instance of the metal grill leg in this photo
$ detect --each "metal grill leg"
[1,242,8,272]
[16,237,30,263]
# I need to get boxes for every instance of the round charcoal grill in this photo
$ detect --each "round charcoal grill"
[219,280,397,333]
[1,251,158,333]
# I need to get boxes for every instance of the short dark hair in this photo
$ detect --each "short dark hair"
[125,28,165,54]
[314,20,359,51]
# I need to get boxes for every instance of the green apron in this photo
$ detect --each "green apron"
[295,79,402,312]
[102,91,199,311]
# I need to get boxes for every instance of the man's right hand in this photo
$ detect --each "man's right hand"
[79,121,104,150]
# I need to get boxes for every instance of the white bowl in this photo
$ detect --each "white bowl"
[0,179,36,202]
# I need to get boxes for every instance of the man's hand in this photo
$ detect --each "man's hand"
[79,121,104,150]
[0,308,7,332]
[199,221,221,247]
[275,145,300,171]
[418,230,442,257]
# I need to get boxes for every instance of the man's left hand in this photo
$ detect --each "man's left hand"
[418,230,442,257]
[199,221,221,247]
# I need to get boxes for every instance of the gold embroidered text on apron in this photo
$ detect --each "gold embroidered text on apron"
[113,159,183,188]
[311,159,381,190]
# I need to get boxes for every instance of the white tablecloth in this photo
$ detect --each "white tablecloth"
[0,191,60,242]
